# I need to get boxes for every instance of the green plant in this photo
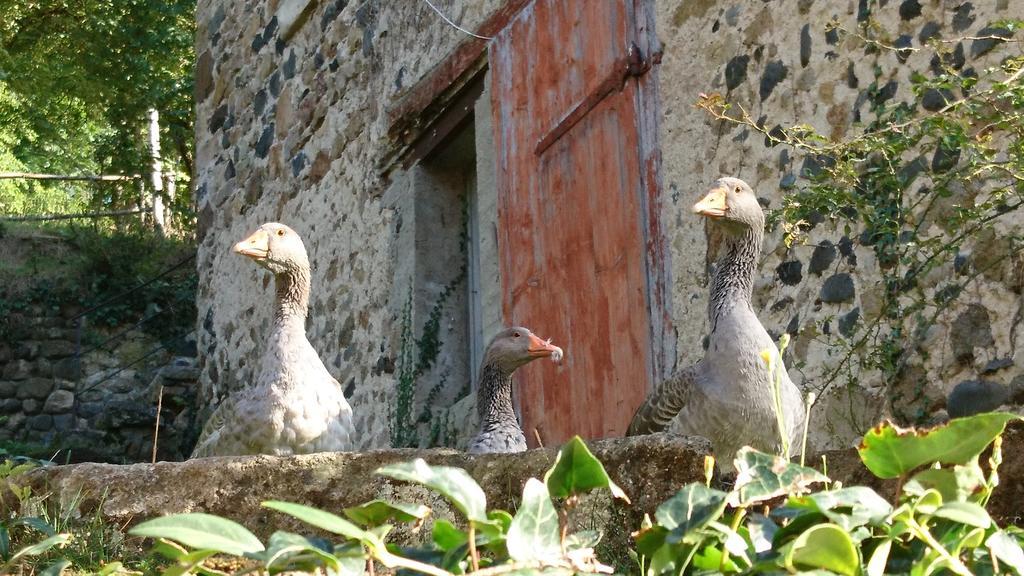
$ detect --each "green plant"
[114,412,1023,575]
[698,19,1024,423]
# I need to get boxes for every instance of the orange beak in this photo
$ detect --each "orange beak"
[527,333,564,364]
[693,186,729,218]
[233,229,270,259]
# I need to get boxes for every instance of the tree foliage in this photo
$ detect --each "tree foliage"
[0,0,195,217]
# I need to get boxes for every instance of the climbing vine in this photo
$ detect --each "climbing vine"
[699,18,1024,423]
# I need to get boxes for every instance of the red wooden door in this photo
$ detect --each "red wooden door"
[489,0,670,446]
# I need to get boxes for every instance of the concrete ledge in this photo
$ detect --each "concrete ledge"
[9,434,712,546]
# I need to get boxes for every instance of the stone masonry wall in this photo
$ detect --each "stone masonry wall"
[0,303,199,462]
[195,0,1024,455]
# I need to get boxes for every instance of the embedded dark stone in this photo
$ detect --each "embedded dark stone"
[826,23,839,45]
[932,43,966,73]
[195,51,214,101]
[838,235,855,258]
[355,2,377,57]
[282,50,297,79]
[759,60,788,101]
[776,260,803,286]
[846,62,859,88]
[983,357,1014,374]
[732,128,750,143]
[898,156,928,183]
[970,26,1012,59]
[29,414,53,431]
[786,314,800,335]
[252,17,278,52]
[394,66,405,90]
[780,173,797,189]
[899,0,921,20]
[725,54,750,91]
[208,4,226,40]
[344,379,356,399]
[329,58,340,72]
[820,273,855,303]
[778,149,790,170]
[321,0,348,31]
[800,154,835,179]
[291,152,307,177]
[950,304,994,362]
[919,21,941,42]
[952,3,976,32]
[224,160,235,180]
[771,296,794,313]
[712,19,720,32]
[921,88,953,111]
[765,125,785,147]
[254,89,268,116]
[208,105,228,133]
[948,379,1006,418]
[372,355,396,376]
[935,284,962,305]
[873,80,899,106]
[838,307,860,337]
[857,0,870,21]
[954,252,970,274]
[895,35,913,63]
[931,141,960,172]
[809,241,838,275]
[800,24,812,67]
[255,124,275,159]
[269,71,282,97]
[797,0,813,14]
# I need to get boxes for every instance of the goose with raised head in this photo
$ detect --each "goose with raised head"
[468,327,563,454]
[191,222,354,457]
[628,177,805,467]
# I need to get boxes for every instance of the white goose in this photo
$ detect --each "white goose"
[191,223,354,457]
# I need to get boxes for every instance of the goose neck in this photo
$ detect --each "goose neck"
[709,226,762,327]
[274,266,310,324]
[477,363,517,425]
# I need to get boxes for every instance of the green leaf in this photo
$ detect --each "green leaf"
[654,484,728,544]
[933,501,991,528]
[11,516,56,536]
[794,487,893,530]
[987,530,1024,574]
[544,436,630,503]
[746,514,778,553]
[506,478,561,563]
[94,562,128,576]
[785,523,860,576]
[858,413,1019,478]
[343,500,430,526]
[376,459,489,523]
[129,513,264,556]
[7,533,71,564]
[161,549,220,576]
[565,530,602,551]
[431,519,466,551]
[730,447,828,506]
[262,531,340,572]
[38,559,71,576]
[866,539,892,576]
[261,501,373,544]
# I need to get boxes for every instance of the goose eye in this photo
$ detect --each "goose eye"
[513,332,521,338]
[734,186,741,193]
[277,229,285,236]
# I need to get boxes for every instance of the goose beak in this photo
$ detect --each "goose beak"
[527,333,564,364]
[693,187,729,218]
[234,229,270,260]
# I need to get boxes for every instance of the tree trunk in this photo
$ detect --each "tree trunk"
[148,108,166,236]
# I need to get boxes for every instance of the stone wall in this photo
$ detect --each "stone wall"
[194,0,1024,456]
[0,303,199,462]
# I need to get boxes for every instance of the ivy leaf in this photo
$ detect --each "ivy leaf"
[785,487,892,530]
[544,435,630,503]
[262,531,340,572]
[431,519,466,551]
[506,478,561,563]
[933,501,991,528]
[654,484,728,544]
[129,514,264,556]
[343,500,430,526]
[262,501,378,548]
[785,523,860,576]
[987,530,1024,574]
[376,459,489,523]
[728,447,828,507]
[858,413,1019,478]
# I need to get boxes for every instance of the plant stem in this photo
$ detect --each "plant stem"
[907,518,972,576]
[468,521,480,572]
[719,508,747,572]
[381,552,453,576]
